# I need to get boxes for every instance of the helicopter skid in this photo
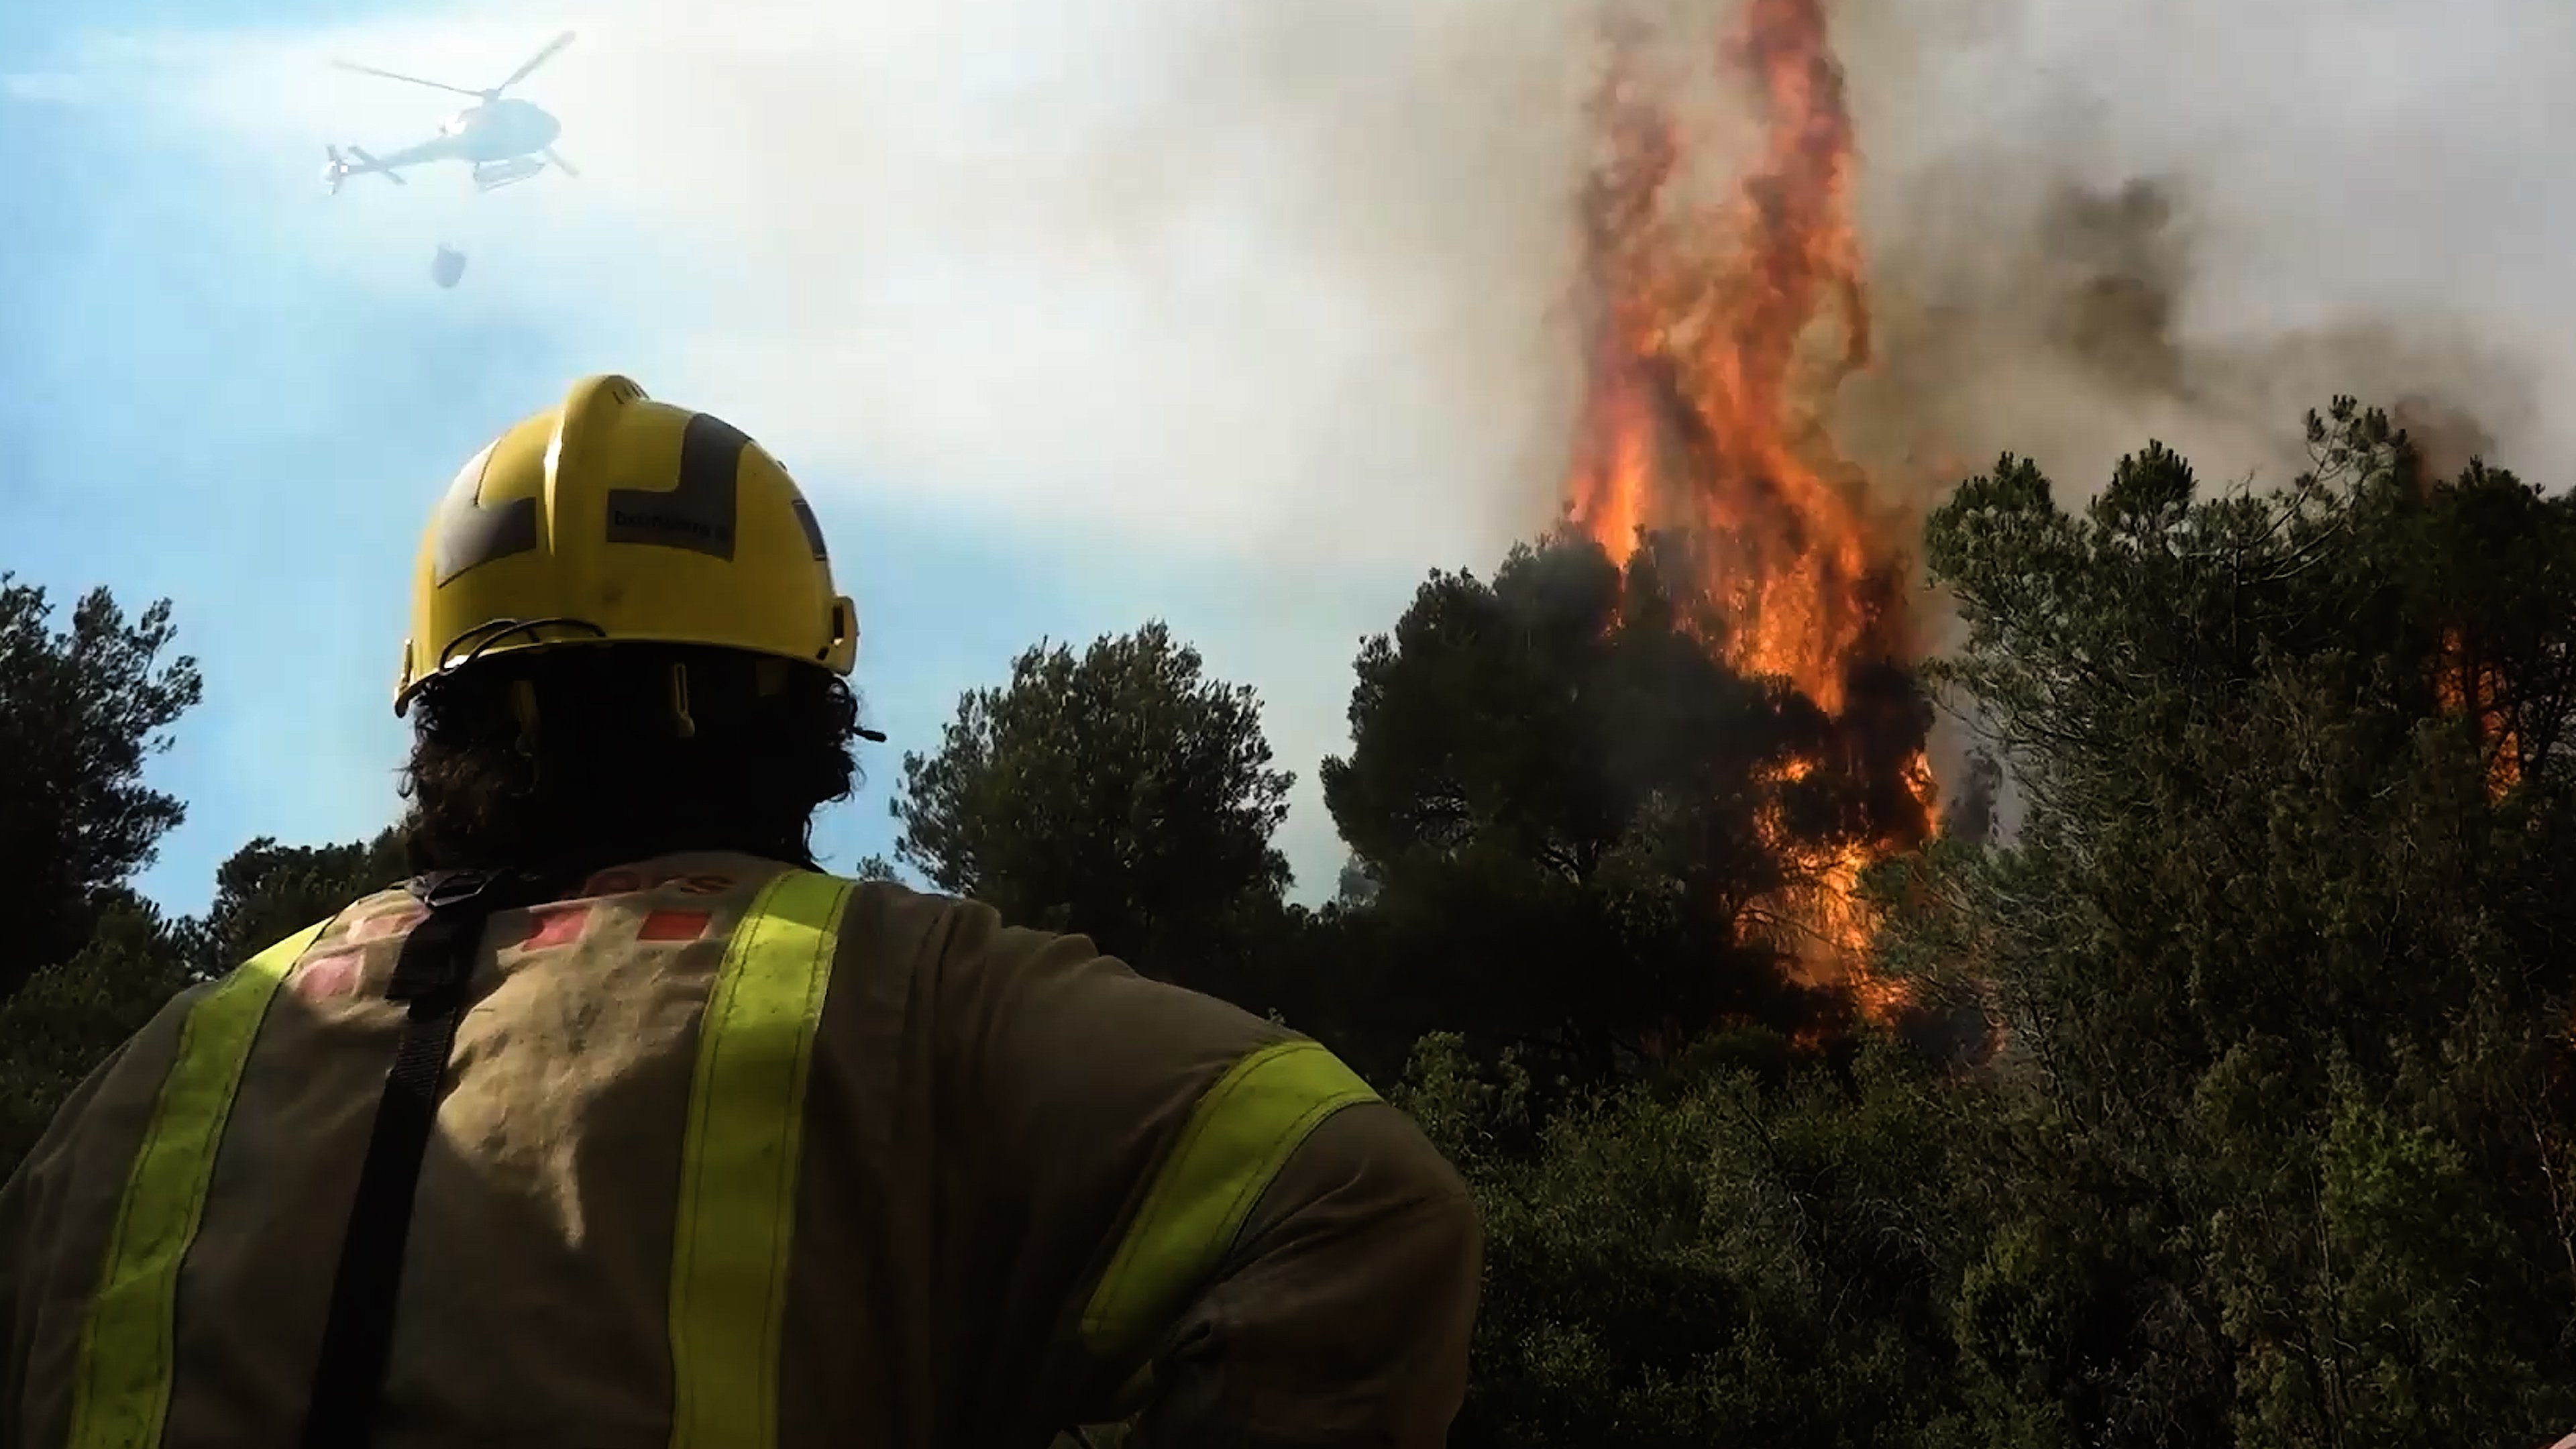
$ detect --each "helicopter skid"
[472,156,547,191]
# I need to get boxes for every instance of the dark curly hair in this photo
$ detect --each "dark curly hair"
[398,642,867,879]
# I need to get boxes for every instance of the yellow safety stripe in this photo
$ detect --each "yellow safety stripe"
[667,869,853,1449]
[1078,1038,1380,1375]
[68,922,327,1449]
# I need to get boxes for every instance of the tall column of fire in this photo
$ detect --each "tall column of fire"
[1564,0,1937,1018]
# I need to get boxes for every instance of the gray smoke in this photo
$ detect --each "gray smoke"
[1833,0,2571,511]
[173,0,2573,577]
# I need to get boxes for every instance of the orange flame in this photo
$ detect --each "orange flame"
[2438,627,2522,799]
[1564,0,1931,1022]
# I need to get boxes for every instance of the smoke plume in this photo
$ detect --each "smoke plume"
[1832,0,2571,513]
[145,0,2576,583]
[102,0,2576,896]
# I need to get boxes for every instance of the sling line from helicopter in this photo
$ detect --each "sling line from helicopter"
[321,30,580,288]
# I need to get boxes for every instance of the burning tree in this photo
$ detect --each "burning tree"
[1318,534,1884,1082]
[1561,0,1936,1014]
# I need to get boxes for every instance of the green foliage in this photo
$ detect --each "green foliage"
[1882,398,2576,1444]
[1401,1033,1985,1448]
[891,621,1295,991]
[0,578,202,998]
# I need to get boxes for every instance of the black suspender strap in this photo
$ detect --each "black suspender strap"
[299,867,556,1449]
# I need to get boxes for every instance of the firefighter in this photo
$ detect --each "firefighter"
[0,376,1481,1448]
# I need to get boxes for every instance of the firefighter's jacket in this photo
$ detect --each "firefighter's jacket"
[0,852,1480,1447]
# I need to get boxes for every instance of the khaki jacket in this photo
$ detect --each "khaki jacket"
[0,853,1479,1448]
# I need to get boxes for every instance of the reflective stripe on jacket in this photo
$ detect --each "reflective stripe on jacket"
[0,852,1480,1448]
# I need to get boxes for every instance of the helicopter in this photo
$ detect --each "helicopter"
[323,30,579,194]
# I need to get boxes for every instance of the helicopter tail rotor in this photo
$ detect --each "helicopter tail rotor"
[323,144,406,194]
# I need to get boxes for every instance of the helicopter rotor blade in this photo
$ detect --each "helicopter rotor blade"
[492,31,576,93]
[331,59,485,98]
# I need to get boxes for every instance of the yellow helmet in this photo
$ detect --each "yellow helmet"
[394,374,859,716]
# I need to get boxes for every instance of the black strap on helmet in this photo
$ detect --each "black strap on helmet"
[298,866,559,1448]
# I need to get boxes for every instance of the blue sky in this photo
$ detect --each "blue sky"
[8,0,2573,917]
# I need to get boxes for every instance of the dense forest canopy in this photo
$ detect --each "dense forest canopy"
[7,400,2573,1446]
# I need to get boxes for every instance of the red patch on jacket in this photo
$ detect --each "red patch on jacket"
[292,951,366,1002]
[517,905,591,951]
[637,908,711,942]
[349,906,425,944]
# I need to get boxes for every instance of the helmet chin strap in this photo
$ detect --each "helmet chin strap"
[669,662,698,740]
[510,679,542,762]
